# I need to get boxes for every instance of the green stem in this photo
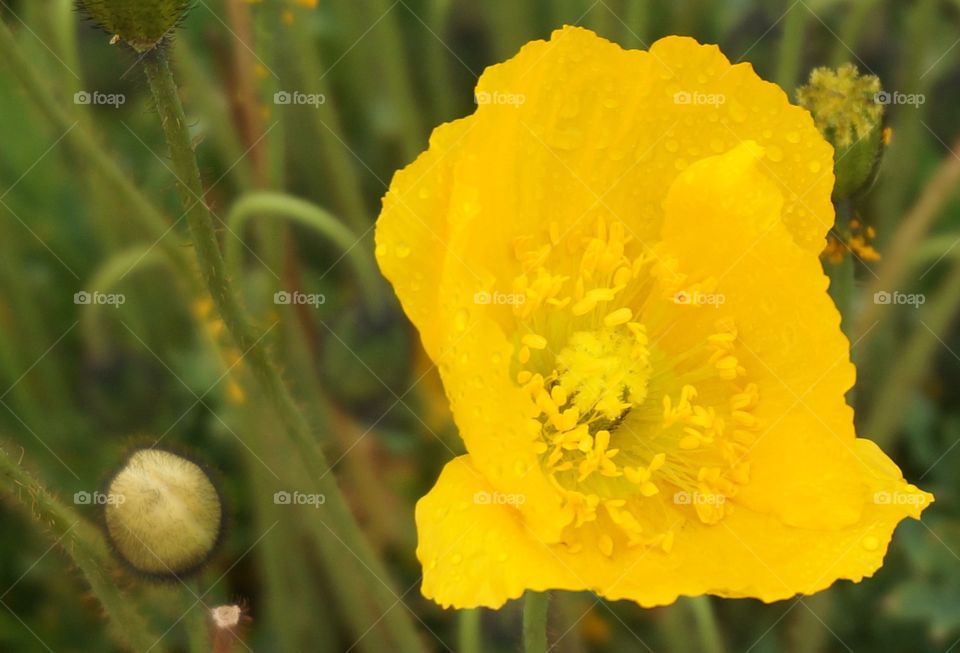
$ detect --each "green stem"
[688,596,725,653]
[855,136,960,339]
[140,47,424,653]
[523,591,550,653]
[774,4,807,92]
[284,12,370,234]
[224,192,387,314]
[81,244,178,356]
[183,582,208,653]
[0,20,194,283]
[0,443,162,652]
[865,262,960,447]
[458,609,482,653]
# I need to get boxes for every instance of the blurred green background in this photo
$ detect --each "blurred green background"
[0,0,959,651]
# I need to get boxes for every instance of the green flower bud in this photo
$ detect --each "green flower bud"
[104,448,223,577]
[77,0,192,52]
[797,63,886,200]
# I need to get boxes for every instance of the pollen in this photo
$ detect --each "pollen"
[507,217,760,551]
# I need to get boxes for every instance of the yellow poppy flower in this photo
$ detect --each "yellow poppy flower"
[375,26,932,609]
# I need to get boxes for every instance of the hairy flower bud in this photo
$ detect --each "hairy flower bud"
[77,0,192,52]
[104,448,223,577]
[797,63,886,200]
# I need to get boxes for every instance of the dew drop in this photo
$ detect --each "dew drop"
[395,243,411,258]
[454,308,469,332]
[665,139,680,153]
[766,145,784,162]
[785,131,800,144]
[861,535,879,551]
[808,160,822,173]
[727,100,747,123]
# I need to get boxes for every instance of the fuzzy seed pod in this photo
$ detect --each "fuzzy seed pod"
[104,448,223,577]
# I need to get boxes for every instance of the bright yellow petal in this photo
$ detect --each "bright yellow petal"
[416,455,581,609]
[375,117,472,360]
[657,142,863,529]
[603,439,932,606]
[418,449,931,609]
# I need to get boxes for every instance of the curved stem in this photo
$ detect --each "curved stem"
[81,244,177,355]
[224,192,387,313]
[141,47,424,653]
[0,443,162,652]
[523,591,550,653]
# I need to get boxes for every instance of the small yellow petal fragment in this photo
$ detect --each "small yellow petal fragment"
[522,334,548,350]
[603,307,633,327]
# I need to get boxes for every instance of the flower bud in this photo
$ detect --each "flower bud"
[797,63,886,200]
[104,448,223,577]
[77,0,192,52]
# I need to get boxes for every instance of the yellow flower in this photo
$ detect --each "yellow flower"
[375,27,932,609]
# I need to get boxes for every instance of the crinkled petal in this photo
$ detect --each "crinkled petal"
[419,449,931,609]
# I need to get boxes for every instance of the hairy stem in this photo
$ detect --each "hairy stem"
[141,47,424,653]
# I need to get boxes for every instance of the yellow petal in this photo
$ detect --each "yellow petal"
[416,456,580,609]
[658,143,861,528]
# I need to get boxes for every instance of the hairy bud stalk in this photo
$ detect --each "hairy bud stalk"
[76,0,192,51]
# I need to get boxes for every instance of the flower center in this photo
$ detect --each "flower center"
[502,217,761,556]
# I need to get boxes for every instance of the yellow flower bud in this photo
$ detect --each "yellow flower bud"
[797,63,886,200]
[104,448,223,577]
